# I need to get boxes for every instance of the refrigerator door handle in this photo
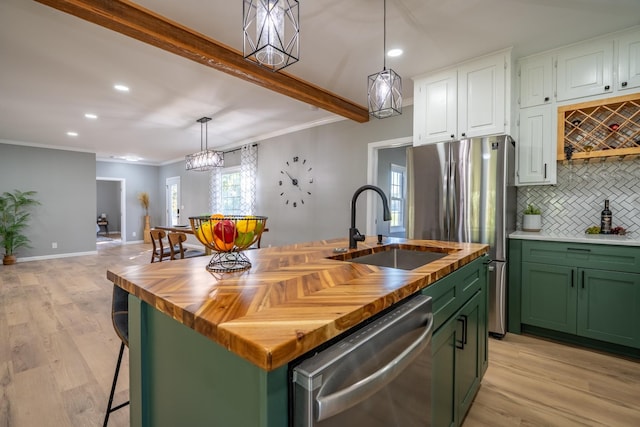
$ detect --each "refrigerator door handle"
[449,159,457,241]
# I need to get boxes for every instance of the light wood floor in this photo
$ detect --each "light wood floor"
[1,242,638,426]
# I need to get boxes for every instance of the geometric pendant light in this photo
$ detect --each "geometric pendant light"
[243,0,300,72]
[367,0,402,119]
[185,117,224,171]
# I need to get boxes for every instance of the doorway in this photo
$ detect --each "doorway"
[96,177,126,244]
[166,176,181,226]
[366,137,412,237]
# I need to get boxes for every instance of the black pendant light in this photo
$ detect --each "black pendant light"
[243,0,300,72]
[367,0,402,119]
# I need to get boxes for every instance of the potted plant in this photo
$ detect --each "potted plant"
[522,203,542,232]
[0,190,40,265]
[138,192,151,243]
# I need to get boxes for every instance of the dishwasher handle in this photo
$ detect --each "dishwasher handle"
[314,314,434,422]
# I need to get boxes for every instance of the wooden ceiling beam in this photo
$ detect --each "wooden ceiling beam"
[34,0,370,123]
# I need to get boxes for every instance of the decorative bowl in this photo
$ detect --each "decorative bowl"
[189,215,268,272]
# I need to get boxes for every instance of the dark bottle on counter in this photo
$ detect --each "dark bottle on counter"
[600,199,612,234]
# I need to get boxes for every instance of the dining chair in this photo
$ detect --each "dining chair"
[149,229,174,263]
[103,285,129,427]
[167,232,206,259]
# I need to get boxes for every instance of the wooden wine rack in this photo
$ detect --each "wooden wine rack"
[558,93,640,161]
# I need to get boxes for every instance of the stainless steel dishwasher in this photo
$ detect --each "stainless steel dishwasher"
[291,294,433,427]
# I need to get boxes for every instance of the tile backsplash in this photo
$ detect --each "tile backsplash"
[516,158,640,237]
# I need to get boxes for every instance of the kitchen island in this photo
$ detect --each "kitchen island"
[107,236,488,427]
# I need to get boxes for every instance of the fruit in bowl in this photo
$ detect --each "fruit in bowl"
[189,214,268,252]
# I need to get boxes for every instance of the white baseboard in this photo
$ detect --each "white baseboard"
[18,250,98,262]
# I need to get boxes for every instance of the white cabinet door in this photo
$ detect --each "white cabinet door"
[516,105,555,185]
[618,29,640,91]
[413,70,457,146]
[458,53,506,138]
[519,56,553,108]
[556,41,613,101]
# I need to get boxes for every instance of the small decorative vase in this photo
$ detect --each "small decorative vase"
[3,254,17,265]
[143,215,151,243]
[522,214,542,232]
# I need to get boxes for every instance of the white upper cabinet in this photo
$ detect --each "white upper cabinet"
[413,49,510,146]
[618,29,640,91]
[413,69,457,146]
[519,56,553,108]
[556,40,614,101]
[458,53,507,139]
[516,105,555,185]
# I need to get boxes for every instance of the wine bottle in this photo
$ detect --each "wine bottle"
[600,199,612,234]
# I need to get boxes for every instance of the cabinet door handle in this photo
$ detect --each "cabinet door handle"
[461,133,466,138]
[622,81,628,87]
[567,247,591,253]
[544,163,547,179]
[581,270,585,289]
[450,134,455,139]
[604,85,610,91]
[544,96,550,102]
[571,270,574,288]
[456,316,467,350]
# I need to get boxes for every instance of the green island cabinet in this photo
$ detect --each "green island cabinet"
[126,256,488,427]
[509,239,640,356]
[421,255,489,427]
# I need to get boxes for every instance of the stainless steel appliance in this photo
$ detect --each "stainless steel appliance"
[291,294,433,427]
[408,135,516,337]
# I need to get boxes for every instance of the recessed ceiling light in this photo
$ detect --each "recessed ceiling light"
[84,113,98,119]
[387,48,403,57]
[114,84,130,92]
[110,155,142,162]
[67,131,78,137]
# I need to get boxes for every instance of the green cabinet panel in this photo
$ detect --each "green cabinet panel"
[578,269,640,348]
[128,296,288,427]
[521,240,640,273]
[456,290,483,422]
[521,262,577,333]
[423,256,485,331]
[431,317,457,427]
[424,256,487,427]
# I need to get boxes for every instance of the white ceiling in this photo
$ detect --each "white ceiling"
[1,0,639,165]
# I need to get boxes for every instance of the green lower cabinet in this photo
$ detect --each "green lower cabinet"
[430,289,484,427]
[578,268,640,348]
[456,291,483,421]
[521,262,577,333]
[521,261,640,350]
[431,317,456,427]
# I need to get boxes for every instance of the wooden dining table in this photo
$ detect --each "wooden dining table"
[155,225,269,252]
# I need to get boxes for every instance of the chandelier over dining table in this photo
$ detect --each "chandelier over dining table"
[185,117,224,171]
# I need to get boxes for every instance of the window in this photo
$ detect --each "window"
[390,164,406,233]
[210,144,258,215]
[220,166,242,215]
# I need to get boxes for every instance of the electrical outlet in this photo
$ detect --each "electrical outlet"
[132,231,136,237]
[52,242,57,249]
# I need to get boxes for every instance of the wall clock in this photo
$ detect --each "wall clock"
[279,156,313,207]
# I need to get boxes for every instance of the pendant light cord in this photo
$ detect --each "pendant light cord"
[383,0,387,71]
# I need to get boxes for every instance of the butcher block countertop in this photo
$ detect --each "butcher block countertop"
[107,237,488,371]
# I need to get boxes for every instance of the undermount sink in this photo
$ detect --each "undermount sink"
[329,244,453,271]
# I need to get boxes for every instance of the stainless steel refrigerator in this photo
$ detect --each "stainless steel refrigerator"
[408,135,516,337]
